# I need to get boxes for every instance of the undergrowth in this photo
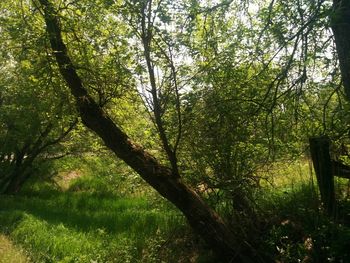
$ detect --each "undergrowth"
[1,159,350,262]
[257,161,350,262]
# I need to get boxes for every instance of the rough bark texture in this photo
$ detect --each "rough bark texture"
[309,137,335,216]
[331,0,350,100]
[38,0,254,261]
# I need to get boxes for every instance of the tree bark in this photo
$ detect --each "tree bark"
[331,0,350,100]
[37,0,254,261]
[3,168,30,195]
[1,149,28,194]
[3,151,38,194]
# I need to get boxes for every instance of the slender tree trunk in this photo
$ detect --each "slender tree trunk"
[37,0,255,261]
[2,157,34,194]
[331,0,350,100]
[1,151,27,194]
[3,169,29,194]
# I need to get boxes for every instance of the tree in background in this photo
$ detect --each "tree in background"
[0,1,76,194]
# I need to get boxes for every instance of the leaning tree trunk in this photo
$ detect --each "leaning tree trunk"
[37,0,254,261]
[331,0,350,101]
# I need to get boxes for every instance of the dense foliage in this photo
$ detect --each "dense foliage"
[1,0,350,262]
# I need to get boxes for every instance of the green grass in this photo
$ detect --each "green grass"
[0,185,186,263]
[1,159,350,262]
[0,155,207,263]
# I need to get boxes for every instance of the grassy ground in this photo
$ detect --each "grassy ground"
[0,234,29,263]
[0,153,215,263]
[0,178,190,263]
[1,160,350,262]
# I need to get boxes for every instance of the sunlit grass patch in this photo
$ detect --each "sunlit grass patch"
[260,159,314,189]
[11,214,104,263]
[0,234,29,263]
[0,190,185,263]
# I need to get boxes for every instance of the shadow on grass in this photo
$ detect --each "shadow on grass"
[0,189,183,237]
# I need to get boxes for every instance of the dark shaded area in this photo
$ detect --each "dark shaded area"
[309,136,335,216]
[259,184,350,262]
[309,136,350,219]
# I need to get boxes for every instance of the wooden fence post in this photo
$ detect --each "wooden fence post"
[309,136,335,216]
